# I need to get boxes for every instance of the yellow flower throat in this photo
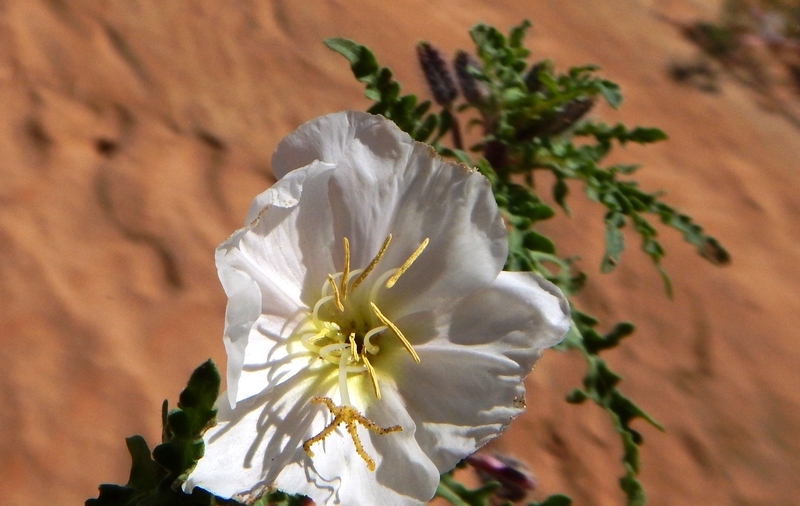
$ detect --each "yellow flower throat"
[298,234,428,470]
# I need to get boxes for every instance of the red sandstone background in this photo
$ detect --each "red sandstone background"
[1,1,799,504]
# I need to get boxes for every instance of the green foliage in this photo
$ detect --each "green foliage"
[328,20,728,506]
[86,360,221,506]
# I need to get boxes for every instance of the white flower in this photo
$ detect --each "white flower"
[184,111,570,505]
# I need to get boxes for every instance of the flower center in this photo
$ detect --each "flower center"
[298,234,426,403]
[297,234,428,469]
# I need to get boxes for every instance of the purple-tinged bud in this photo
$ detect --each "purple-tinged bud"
[516,98,596,140]
[545,97,595,136]
[700,237,731,266]
[417,42,458,106]
[484,140,507,172]
[467,453,536,502]
[454,50,489,105]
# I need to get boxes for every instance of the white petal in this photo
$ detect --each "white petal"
[393,271,570,471]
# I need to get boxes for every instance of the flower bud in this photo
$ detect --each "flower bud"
[417,42,458,106]
[454,50,489,105]
[545,97,595,136]
[467,453,537,502]
[516,98,595,140]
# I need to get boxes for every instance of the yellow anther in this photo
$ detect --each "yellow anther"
[351,235,392,292]
[386,238,429,288]
[361,352,381,399]
[300,328,330,353]
[327,274,345,312]
[370,302,421,363]
[303,396,401,471]
[340,237,351,298]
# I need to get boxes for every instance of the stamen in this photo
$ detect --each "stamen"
[361,352,381,399]
[301,329,329,352]
[348,334,358,362]
[320,342,349,363]
[350,235,392,292]
[369,270,395,303]
[386,238,429,288]
[303,396,402,471]
[312,296,334,320]
[362,326,386,354]
[371,302,421,363]
[340,237,351,298]
[327,274,345,312]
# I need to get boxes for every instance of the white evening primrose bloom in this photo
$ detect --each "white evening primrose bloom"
[184,111,570,505]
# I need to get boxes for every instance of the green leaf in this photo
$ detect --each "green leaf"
[601,212,625,273]
[529,495,573,506]
[324,38,378,80]
[523,230,556,253]
[125,436,160,493]
[553,177,570,213]
[627,127,668,143]
[509,19,532,48]
[413,113,439,142]
[620,472,647,506]
[598,80,622,108]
